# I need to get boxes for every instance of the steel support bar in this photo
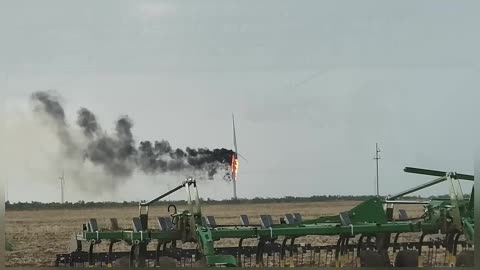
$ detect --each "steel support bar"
[209,222,439,240]
[403,167,474,181]
[389,167,473,201]
[387,176,447,200]
[140,179,195,207]
[384,200,431,205]
[81,230,181,242]
[79,221,439,243]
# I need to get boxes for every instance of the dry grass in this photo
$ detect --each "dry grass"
[5,201,424,267]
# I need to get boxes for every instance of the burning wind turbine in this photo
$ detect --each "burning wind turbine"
[231,113,239,199]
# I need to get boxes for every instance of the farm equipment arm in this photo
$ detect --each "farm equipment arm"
[386,167,473,201]
[140,178,196,207]
[403,167,474,180]
[398,167,475,244]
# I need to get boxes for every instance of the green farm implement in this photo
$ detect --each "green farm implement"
[55,166,474,267]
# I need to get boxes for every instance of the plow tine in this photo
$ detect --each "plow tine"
[446,232,456,266]
[289,238,296,267]
[392,232,400,253]
[427,243,436,266]
[342,237,350,267]
[255,240,265,267]
[88,242,95,266]
[317,247,322,267]
[310,246,315,266]
[300,243,304,266]
[334,236,343,267]
[107,241,114,267]
[320,249,330,266]
[418,233,427,267]
[280,238,288,267]
[237,238,244,266]
[329,248,334,267]
[155,241,162,267]
[453,232,462,256]
[129,244,135,268]
[356,234,364,266]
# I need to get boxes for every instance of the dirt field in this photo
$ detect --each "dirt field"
[5,201,424,267]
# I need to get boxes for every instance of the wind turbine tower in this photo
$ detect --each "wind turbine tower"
[231,114,239,200]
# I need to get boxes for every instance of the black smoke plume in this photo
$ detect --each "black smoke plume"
[136,141,233,179]
[31,91,235,180]
[31,91,78,157]
[82,116,138,177]
[77,108,99,138]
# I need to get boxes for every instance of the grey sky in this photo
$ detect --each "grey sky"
[1,1,479,202]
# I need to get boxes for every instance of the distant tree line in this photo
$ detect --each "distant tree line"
[4,194,462,211]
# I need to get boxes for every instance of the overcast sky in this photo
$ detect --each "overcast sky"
[1,1,479,202]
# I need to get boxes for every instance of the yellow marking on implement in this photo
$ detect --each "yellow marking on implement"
[449,254,456,267]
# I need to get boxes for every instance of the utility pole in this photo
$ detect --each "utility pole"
[373,143,381,197]
[59,170,65,203]
[4,74,8,202]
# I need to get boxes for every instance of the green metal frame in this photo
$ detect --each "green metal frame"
[73,166,475,267]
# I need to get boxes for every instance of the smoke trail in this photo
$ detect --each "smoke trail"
[77,108,99,138]
[82,116,137,177]
[31,91,235,182]
[30,91,79,158]
[136,142,234,179]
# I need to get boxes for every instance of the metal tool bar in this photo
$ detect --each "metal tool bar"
[404,167,474,181]
[140,179,195,207]
[387,176,446,200]
[384,200,431,205]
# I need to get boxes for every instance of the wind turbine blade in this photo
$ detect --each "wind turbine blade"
[232,113,238,154]
[237,153,248,162]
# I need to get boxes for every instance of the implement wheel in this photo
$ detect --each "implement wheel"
[455,250,474,267]
[394,250,418,267]
[359,250,389,267]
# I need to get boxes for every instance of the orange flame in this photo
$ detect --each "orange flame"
[231,155,239,180]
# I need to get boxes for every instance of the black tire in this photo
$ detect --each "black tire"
[455,250,474,267]
[394,250,419,267]
[359,250,388,267]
